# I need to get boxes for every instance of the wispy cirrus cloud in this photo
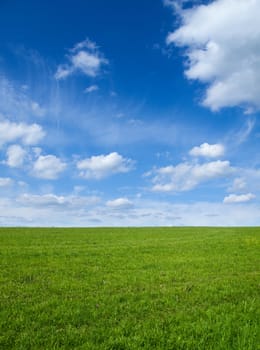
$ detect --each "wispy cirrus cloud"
[55,38,108,80]
[84,85,99,93]
[227,118,255,147]
[163,0,203,13]
[0,77,46,119]
[17,193,100,208]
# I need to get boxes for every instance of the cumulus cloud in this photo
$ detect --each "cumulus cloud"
[189,142,224,158]
[151,160,233,192]
[77,152,134,179]
[32,155,67,179]
[0,177,13,186]
[5,144,26,168]
[55,38,108,80]
[0,119,45,147]
[223,193,256,204]
[106,197,134,209]
[167,0,260,111]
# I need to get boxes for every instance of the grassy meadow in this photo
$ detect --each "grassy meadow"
[0,227,259,349]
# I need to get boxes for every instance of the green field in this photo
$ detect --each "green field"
[0,227,259,349]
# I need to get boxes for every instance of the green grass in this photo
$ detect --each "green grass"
[0,227,259,349]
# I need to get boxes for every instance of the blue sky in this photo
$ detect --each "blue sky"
[0,0,260,226]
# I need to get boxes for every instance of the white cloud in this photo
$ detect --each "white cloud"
[84,113,185,147]
[32,155,67,179]
[167,0,260,111]
[228,178,247,193]
[32,147,42,157]
[17,193,100,208]
[84,85,99,93]
[163,0,176,7]
[54,66,73,80]
[71,51,103,77]
[223,167,260,196]
[189,143,224,158]
[77,152,134,179]
[72,38,98,51]
[163,0,200,13]
[55,38,108,80]
[233,168,260,192]
[223,193,256,204]
[151,160,233,192]
[5,144,26,168]
[1,195,259,226]
[0,177,13,186]
[106,197,134,209]
[31,101,45,117]
[228,118,255,146]
[0,78,46,120]
[0,119,45,147]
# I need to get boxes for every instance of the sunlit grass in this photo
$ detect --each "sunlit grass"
[0,227,259,349]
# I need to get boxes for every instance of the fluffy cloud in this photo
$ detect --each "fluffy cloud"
[151,160,233,192]
[55,38,108,80]
[32,155,67,179]
[0,119,45,147]
[5,144,26,168]
[167,0,260,111]
[0,177,13,186]
[223,193,256,204]
[106,198,134,209]
[189,143,225,158]
[77,152,134,179]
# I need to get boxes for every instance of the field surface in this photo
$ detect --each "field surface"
[0,227,259,349]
